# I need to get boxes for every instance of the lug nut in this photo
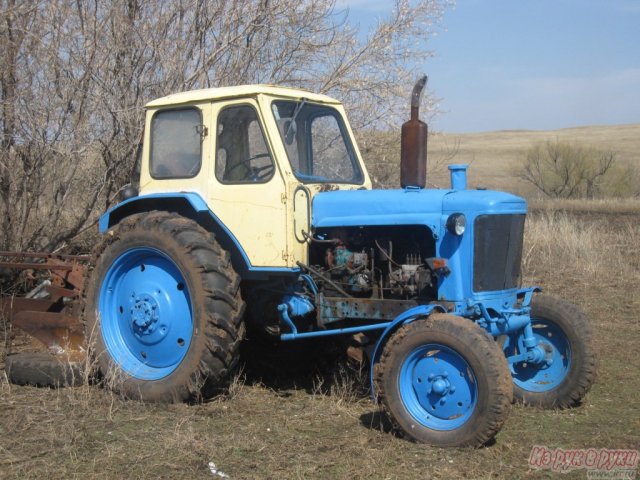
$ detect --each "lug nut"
[432,379,447,394]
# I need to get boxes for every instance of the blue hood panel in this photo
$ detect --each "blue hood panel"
[311,188,526,228]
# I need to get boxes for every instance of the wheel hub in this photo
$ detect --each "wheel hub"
[99,247,193,379]
[428,372,455,397]
[504,319,572,392]
[131,295,159,334]
[402,345,478,430]
[540,342,555,366]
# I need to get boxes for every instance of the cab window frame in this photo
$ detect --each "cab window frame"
[214,102,276,185]
[149,106,204,180]
[270,100,364,185]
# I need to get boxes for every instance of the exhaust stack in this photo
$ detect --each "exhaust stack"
[400,75,428,189]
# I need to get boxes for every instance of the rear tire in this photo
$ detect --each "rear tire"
[376,314,512,447]
[83,211,245,402]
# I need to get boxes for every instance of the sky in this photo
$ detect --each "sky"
[339,0,640,133]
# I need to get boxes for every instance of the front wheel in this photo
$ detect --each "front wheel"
[83,212,245,402]
[376,314,512,447]
[502,294,596,408]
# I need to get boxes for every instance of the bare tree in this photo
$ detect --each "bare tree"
[0,0,452,252]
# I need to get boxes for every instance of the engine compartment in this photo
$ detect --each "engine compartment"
[309,225,438,301]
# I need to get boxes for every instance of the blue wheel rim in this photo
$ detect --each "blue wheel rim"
[504,319,571,392]
[399,344,478,431]
[98,247,193,380]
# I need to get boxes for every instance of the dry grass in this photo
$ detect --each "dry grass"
[529,197,640,214]
[523,210,640,279]
[1,203,638,479]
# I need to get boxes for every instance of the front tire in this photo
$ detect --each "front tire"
[376,314,512,447]
[502,294,596,408]
[83,212,245,402]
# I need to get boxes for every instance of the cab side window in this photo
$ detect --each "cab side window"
[215,105,275,183]
[150,108,202,179]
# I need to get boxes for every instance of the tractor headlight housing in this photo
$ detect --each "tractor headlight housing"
[447,213,466,236]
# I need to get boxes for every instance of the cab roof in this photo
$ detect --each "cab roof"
[145,84,341,108]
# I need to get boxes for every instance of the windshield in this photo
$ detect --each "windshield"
[271,100,363,184]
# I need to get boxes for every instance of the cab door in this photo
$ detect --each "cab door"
[207,99,289,268]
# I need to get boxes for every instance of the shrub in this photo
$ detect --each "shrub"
[518,140,638,199]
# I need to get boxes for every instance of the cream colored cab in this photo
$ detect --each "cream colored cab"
[138,85,371,269]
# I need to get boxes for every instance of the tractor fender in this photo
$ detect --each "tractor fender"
[99,192,293,278]
[99,192,209,233]
[369,303,446,399]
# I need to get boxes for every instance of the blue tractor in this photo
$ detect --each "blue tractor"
[70,79,596,447]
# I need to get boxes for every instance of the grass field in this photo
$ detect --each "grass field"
[431,125,640,197]
[363,123,640,196]
[1,125,639,479]
[429,123,640,196]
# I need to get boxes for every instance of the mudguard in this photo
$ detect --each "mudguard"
[369,303,446,398]
[99,192,298,278]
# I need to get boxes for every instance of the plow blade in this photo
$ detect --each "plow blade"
[12,309,85,361]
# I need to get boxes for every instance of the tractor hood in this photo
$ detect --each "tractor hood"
[311,188,526,228]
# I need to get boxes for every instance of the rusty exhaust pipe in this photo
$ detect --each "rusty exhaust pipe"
[400,75,428,189]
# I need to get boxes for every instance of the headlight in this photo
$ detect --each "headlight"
[447,213,466,235]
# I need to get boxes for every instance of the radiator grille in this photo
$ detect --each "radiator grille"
[473,214,525,292]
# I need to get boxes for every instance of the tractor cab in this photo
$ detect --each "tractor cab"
[136,85,370,271]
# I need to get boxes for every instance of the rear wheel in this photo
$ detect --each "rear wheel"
[376,314,512,447]
[83,211,245,402]
[502,294,596,408]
